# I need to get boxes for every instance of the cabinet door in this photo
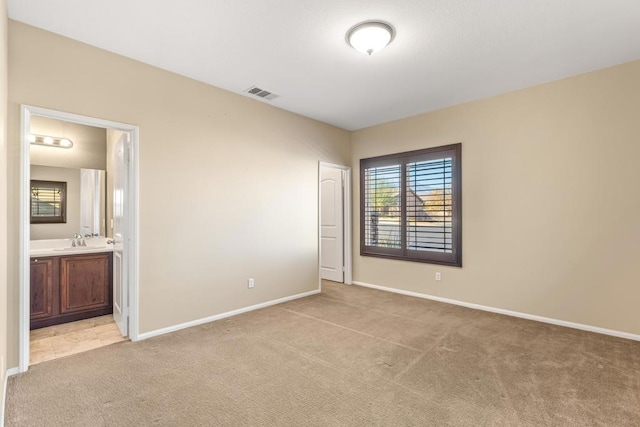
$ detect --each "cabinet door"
[30,258,55,320]
[60,253,112,315]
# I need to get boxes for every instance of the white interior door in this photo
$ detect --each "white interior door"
[112,133,129,336]
[320,165,344,282]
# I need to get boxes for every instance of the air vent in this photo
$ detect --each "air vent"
[244,86,279,101]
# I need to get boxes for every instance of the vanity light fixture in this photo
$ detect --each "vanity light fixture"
[29,134,74,149]
[346,20,395,55]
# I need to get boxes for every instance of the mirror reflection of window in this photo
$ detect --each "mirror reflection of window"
[30,180,67,224]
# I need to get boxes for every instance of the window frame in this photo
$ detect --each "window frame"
[30,180,67,224]
[360,143,462,267]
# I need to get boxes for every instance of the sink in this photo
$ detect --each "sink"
[30,238,113,257]
[53,245,107,251]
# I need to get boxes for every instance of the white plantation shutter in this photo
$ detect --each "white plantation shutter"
[406,157,453,253]
[360,144,461,266]
[363,164,401,249]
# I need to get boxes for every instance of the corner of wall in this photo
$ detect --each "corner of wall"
[1,0,10,421]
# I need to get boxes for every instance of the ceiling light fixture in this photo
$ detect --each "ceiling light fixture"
[29,134,74,149]
[346,21,395,55]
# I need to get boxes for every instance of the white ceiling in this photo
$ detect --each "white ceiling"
[7,0,640,130]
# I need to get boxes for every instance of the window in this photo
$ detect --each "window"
[360,143,461,266]
[31,180,67,224]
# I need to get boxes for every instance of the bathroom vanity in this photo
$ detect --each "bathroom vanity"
[30,239,113,330]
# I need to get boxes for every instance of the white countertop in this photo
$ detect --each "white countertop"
[30,237,115,257]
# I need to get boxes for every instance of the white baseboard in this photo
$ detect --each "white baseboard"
[138,289,321,341]
[352,281,640,342]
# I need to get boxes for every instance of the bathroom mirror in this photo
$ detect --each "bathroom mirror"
[29,116,108,240]
[30,165,106,240]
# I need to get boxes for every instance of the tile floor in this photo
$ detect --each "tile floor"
[30,315,127,365]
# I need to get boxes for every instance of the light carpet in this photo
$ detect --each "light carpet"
[6,281,640,426]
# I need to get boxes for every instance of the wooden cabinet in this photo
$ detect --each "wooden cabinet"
[60,254,111,315]
[30,257,56,321]
[30,253,113,330]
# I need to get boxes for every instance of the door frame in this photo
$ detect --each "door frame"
[318,162,352,287]
[19,105,140,373]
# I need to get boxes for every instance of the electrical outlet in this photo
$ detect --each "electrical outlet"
[248,278,255,289]
[435,272,441,281]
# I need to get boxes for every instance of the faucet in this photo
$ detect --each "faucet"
[72,233,86,247]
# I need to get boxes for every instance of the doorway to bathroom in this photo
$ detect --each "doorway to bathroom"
[18,105,140,372]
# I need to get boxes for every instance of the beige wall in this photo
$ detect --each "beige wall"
[30,116,106,170]
[352,61,640,335]
[0,0,7,405]
[6,21,350,368]
[30,165,81,240]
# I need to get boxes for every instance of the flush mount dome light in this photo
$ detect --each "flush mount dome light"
[347,21,395,55]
